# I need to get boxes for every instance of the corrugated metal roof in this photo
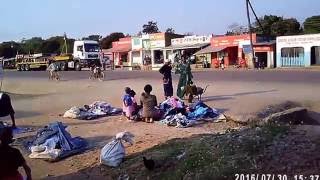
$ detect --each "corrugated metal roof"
[194,46,226,55]
[164,43,210,50]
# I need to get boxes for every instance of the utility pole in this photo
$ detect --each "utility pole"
[246,0,255,68]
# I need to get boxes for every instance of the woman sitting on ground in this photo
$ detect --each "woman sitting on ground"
[0,92,16,128]
[140,84,158,123]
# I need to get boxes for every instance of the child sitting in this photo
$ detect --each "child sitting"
[122,87,135,120]
[0,127,32,180]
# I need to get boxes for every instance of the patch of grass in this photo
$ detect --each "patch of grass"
[110,124,289,179]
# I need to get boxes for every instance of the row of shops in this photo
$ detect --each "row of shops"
[102,33,320,70]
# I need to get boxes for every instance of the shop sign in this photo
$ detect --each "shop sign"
[150,40,165,48]
[149,33,165,41]
[277,34,320,46]
[171,36,211,46]
[142,39,151,49]
[132,37,142,50]
[211,34,256,47]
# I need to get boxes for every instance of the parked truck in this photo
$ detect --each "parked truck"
[53,40,101,71]
[16,39,101,71]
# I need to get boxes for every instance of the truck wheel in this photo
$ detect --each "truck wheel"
[25,65,30,71]
[75,62,81,71]
[17,65,22,71]
[61,62,68,71]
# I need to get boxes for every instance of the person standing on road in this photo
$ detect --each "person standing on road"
[0,93,16,128]
[159,59,173,99]
[175,58,193,99]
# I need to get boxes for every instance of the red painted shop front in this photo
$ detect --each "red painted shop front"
[112,37,132,66]
[210,34,257,68]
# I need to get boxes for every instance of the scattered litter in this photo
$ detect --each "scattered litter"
[63,101,122,120]
[100,131,134,167]
[176,151,186,160]
[159,100,226,128]
[27,121,87,161]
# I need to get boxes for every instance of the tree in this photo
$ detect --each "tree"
[142,21,160,34]
[253,15,301,37]
[21,37,44,54]
[165,28,175,34]
[226,23,248,35]
[271,18,301,36]
[303,15,320,34]
[82,35,102,41]
[0,42,22,58]
[100,32,125,49]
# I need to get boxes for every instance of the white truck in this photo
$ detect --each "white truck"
[53,40,101,71]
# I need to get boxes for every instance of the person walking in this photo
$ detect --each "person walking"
[159,59,173,99]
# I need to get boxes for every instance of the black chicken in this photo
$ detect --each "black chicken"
[143,156,155,171]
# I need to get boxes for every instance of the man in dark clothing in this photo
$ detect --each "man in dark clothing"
[0,127,32,180]
[0,92,16,128]
[159,59,173,99]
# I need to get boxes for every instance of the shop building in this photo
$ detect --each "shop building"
[165,35,211,68]
[111,37,132,68]
[149,33,183,70]
[195,34,275,68]
[276,34,320,68]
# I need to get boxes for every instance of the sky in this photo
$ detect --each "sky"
[0,0,319,42]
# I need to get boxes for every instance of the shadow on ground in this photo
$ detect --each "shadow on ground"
[202,89,277,103]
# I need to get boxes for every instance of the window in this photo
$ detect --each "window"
[77,46,83,52]
[84,44,99,52]
[281,47,304,58]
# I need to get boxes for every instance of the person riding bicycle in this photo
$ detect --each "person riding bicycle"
[89,62,103,79]
[47,61,59,80]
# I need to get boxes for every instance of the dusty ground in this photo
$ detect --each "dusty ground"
[1,70,320,179]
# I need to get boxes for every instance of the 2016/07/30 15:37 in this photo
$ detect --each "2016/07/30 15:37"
[295,175,319,180]
[235,174,319,180]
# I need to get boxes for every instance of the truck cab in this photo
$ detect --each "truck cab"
[73,40,101,69]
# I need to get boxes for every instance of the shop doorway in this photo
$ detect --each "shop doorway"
[154,50,164,64]
[255,52,268,67]
[311,46,320,65]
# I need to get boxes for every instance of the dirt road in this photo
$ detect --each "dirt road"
[1,70,320,179]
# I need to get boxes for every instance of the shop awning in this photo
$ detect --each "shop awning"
[164,43,210,50]
[111,47,132,53]
[194,46,226,55]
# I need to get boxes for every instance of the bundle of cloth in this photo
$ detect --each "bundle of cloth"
[27,122,87,162]
[159,98,226,128]
[63,101,122,120]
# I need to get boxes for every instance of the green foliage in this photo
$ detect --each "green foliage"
[100,32,125,49]
[142,21,160,34]
[82,35,102,41]
[166,28,175,34]
[303,15,320,34]
[253,15,301,37]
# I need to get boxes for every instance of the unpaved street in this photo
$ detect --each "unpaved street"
[1,70,320,179]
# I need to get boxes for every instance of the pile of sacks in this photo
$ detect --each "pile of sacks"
[63,101,122,120]
[27,122,86,161]
[159,98,226,128]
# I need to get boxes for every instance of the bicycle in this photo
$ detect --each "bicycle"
[49,70,60,81]
[89,66,104,81]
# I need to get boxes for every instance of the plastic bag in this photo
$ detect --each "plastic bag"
[100,132,134,167]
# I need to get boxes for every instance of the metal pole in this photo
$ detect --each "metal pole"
[246,0,255,68]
